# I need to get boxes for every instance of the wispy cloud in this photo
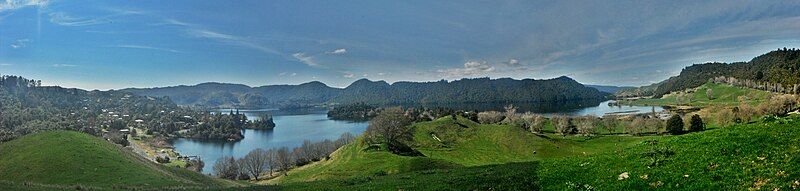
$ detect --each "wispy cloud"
[186,28,282,55]
[437,60,495,78]
[106,45,184,53]
[504,59,520,67]
[49,12,111,26]
[52,64,77,67]
[343,73,355,78]
[10,38,30,49]
[0,0,48,13]
[326,48,347,55]
[0,63,12,66]
[292,52,324,68]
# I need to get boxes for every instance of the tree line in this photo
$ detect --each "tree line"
[212,132,356,180]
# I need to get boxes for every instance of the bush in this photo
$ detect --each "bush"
[155,156,170,163]
[552,115,574,135]
[519,113,546,134]
[689,114,704,132]
[666,115,684,135]
[477,111,505,124]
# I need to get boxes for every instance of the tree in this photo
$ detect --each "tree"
[265,149,276,176]
[666,115,684,135]
[552,115,574,135]
[275,147,291,175]
[503,105,518,124]
[706,89,714,100]
[365,107,414,154]
[689,114,704,132]
[477,111,504,124]
[241,148,268,180]
[213,156,241,180]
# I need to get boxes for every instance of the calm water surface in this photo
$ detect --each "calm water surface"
[171,112,367,174]
[172,100,662,174]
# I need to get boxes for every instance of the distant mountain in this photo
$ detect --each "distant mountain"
[585,85,634,94]
[124,76,609,108]
[618,48,800,98]
[330,76,610,105]
[122,81,342,109]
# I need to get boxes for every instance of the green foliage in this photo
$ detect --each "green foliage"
[327,103,378,121]
[689,114,704,132]
[619,49,800,98]
[332,77,609,105]
[666,115,684,135]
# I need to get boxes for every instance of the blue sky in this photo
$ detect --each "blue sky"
[1,0,800,90]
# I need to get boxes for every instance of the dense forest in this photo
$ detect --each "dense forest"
[122,81,341,109]
[125,76,609,109]
[331,76,609,105]
[0,76,262,142]
[618,48,800,98]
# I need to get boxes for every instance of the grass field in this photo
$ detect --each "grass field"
[270,114,800,190]
[0,131,244,190]
[269,116,649,185]
[620,82,773,107]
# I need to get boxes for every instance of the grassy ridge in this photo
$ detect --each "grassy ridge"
[274,115,800,190]
[621,82,772,106]
[0,131,235,190]
[271,116,648,185]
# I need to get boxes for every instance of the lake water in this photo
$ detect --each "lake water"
[171,112,368,174]
[171,100,662,174]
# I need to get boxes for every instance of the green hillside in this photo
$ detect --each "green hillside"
[0,131,238,190]
[270,116,647,184]
[272,114,800,190]
[619,82,773,107]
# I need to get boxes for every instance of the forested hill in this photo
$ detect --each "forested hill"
[122,81,342,109]
[618,48,800,98]
[330,76,610,105]
[123,76,608,108]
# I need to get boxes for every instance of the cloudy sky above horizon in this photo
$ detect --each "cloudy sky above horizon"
[1,0,800,90]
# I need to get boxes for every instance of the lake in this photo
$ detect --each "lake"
[171,100,662,174]
[171,112,368,174]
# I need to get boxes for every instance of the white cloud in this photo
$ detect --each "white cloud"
[0,0,48,13]
[52,64,77,67]
[437,60,495,78]
[0,63,12,66]
[108,45,183,53]
[292,52,323,68]
[10,38,29,49]
[278,72,287,76]
[326,48,347,55]
[187,28,282,55]
[505,59,520,67]
[291,72,297,76]
[378,72,386,76]
[49,12,111,26]
[343,73,355,78]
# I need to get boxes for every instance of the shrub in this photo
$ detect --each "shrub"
[575,116,598,136]
[666,115,684,135]
[689,114,704,132]
[625,117,645,136]
[519,113,546,134]
[552,115,574,135]
[477,111,505,124]
[502,105,518,124]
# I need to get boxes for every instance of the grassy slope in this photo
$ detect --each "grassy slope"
[622,82,772,106]
[270,116,647,184]
[0,131,237,190]
[275,115,800,190]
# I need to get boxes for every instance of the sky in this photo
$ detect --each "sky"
[1,0,800,90]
